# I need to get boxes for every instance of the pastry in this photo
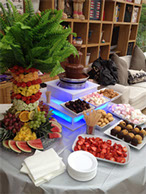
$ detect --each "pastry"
[140,129,146,136]
[133,127,140,133]
[114,126,121,132]
[131,138,138,146]
[117,131,124,139]
[138,132,144,139]
[135,134,142,144]
[111,128,118,136]
[128,133,135,139]
[124,134,132,143]
[122,129,128,135]
[119,121,126,128]
[126,124,133,131]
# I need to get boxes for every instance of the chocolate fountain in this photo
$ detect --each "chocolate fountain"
[58,44,89,89]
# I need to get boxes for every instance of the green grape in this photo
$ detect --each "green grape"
[42,118,46,123]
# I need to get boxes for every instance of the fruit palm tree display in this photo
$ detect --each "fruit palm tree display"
[0,0,78,149]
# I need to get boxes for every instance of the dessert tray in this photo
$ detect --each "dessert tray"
[72,134,130,165]
[97,88,122,102]
[95,118,115,130]
[61,99,95,116]
[80,91,110,108]
[104,120,146,150]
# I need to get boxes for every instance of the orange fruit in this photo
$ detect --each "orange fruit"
[37,106,40,111]
[19,111,29,122]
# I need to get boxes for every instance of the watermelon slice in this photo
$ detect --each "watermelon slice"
[16,141,32,153]
[50,122,62,133]
[50,118,57,122]
[2,140,10,149]
[27,139,43,150]
[8,140,21,153]
[51,121,62,130]
[48,132,62,139]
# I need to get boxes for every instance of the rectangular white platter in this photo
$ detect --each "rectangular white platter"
[97,88,122,102]
[72,134,130,165]
[104,120,146,150]
[80,91,110,108]
[61,99,95,116]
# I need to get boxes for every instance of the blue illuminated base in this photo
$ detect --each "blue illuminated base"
[45,80,109,131]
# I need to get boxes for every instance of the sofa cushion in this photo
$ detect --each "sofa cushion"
[131,82,146,89]
[130,46,146,71]
[129,86,146,110]
[120,55,132,69]
[111,53,129,86]
[128,69,146,84]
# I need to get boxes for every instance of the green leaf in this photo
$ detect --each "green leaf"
[50,61,64,77]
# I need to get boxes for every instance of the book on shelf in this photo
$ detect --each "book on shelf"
[90,0,101,20]
[114,4,120,22]
[132,7,139,23]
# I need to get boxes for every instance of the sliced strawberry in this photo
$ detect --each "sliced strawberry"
[117,150,123,156]
[91,146,97,152]
[122,147,128,152]
[74,146,79,151]
[106,140,112,145]
[110,157,115,162]
[101,148,106,154]
[77,140,84,145]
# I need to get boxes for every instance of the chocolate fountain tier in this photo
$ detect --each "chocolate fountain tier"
[58,72,89,90]
[65,63,84,79]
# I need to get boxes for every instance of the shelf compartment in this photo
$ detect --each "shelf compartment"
[73,22,88,44]
[127,42,134,55]
[101,24,112,43]
[88,23,101,44]
[87,46,99,64]
[103,1,115,21]
[89,0,102,21]
[99,45,110,60]
[129,25,138,40]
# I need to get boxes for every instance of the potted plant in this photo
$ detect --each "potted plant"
[0,0,78,145]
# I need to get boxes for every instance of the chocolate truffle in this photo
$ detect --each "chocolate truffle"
[111,129,118,136]
[135,135,142,144]
[140,129,146,136]
[124,134,132,143]
[131,138,138,146]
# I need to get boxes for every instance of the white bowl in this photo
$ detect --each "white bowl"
[67,151,98,181]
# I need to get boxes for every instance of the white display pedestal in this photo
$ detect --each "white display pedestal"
[46,80,99,131]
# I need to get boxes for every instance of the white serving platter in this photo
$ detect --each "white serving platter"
[80,91,110,108]
[72,134,130,165]
[104,120,146,150]
[61,99,95,116]
[97,88,122,102]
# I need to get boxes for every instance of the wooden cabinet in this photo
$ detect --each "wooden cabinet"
[39,0,143,66]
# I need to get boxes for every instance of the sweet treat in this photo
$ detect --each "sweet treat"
[140,129,146,136]
[94,110,114,127]
[117,131,124,139]
[119,121,126,128]
[130,130,137,135]
[65,99,90,113]
[135,134,142,144]
[129,133,135,139]
[111,128,118,136]
[114,126,121,132]
[126,124,133,131]
[138,132,144,139]
[135,125,142,130]
[131,138,138,146]
[98,89,119,99]
[133,127,140,133]
[124,134,132,143]
[122,129,128,136]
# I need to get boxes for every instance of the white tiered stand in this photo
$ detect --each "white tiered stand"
[44,80,99,131]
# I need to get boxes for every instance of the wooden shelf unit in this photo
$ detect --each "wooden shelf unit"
[39,0,143,66]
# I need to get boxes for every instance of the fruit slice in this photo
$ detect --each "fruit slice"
[2,140,10,149]
[15,111,21,118]
[27,139,43,150]
[50,118,57,122]
[50,122,62,133]
[28,111,35,120]
[8,140,21,153]
[16,141,32,153]
[19,111,29,122]
[50,121,62,130]
[48,132,62,139]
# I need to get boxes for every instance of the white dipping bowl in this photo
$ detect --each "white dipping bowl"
[67,150,98,181]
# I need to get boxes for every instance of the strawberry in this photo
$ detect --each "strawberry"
[101,149,106,154]
[21,83,26,88]
[25,100,30,104]
[27,81,31,87]
[77,140,84,145]
[91,146,97,152]
[74,146,79,151]
[110,157,115,162]
[106,140,112,145]
[122,147,128,152]
[16,94,21,99]
[117,150,123,156]
[22,96,27,102]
